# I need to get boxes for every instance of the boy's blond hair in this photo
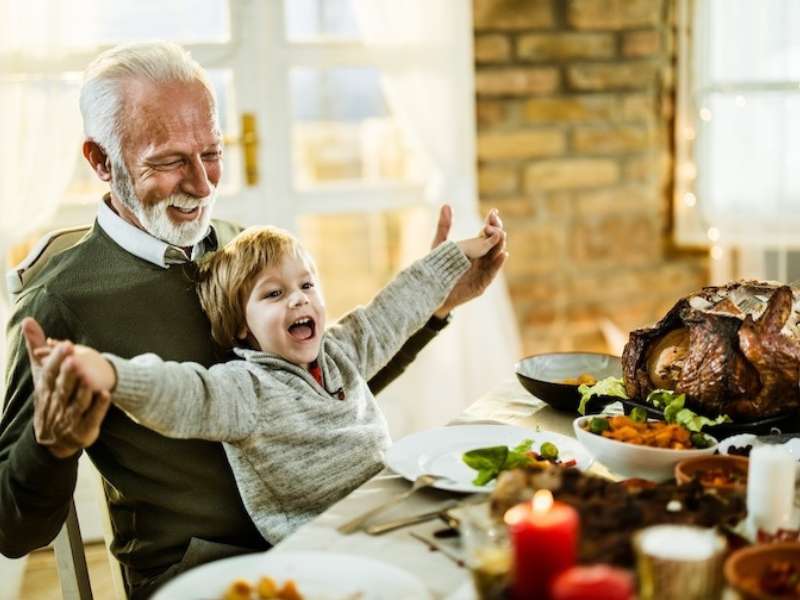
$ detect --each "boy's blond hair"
[197,226,310,349]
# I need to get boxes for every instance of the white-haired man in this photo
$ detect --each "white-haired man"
[0,42,506,598]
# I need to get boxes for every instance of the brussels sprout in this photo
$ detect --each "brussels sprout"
[589,417,610,434]
[539,441,559,460]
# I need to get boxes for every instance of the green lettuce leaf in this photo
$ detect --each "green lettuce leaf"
[462,446,508,486]
[674,409,731,433]
[577,376,627,415]
[463,439,546,486]
[645,388,731,433]
[646,389,679,409]
[510,439,534,454]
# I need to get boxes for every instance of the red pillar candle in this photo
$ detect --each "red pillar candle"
[504,489,579,600]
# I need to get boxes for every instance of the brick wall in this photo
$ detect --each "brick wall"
[473,0,708,356]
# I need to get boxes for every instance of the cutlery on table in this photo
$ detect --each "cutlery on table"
[337,474,441,534]
[409,532,465,567]
[365,500,459,535]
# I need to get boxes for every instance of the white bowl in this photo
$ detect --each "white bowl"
[573,416,718,482]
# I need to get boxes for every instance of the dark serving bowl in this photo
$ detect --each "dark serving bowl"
[515,352,622,413]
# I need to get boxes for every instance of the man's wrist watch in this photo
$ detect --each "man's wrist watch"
[426,313,452,331]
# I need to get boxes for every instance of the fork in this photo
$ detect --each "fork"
[337,474,440,534]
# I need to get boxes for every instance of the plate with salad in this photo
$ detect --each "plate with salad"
[385,425,593,494]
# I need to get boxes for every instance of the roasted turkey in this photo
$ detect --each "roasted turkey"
[622,281,800,420]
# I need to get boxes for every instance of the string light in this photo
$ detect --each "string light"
[707,227,720,242]
[683,192,696,207]
[699,107,712,121]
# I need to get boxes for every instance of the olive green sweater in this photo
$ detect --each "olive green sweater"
[0,221,446,597]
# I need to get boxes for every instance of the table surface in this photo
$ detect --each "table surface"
[271,378,739,599]
[272,378,595,599]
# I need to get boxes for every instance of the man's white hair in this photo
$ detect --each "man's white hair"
[79,41,216,165]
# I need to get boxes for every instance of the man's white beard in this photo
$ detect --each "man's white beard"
[111,162,216,247]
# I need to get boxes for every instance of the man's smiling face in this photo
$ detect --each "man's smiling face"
[111,79,223,246]
[240,252,326,368]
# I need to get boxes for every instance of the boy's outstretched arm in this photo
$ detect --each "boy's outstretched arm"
[25,318,257,443]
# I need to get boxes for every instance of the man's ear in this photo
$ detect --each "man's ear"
[83,140,112,182]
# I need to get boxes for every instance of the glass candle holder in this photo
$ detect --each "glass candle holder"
[459,504,512,600]
[634,525,727,600]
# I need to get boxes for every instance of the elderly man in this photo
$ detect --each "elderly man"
[0,41,505,598]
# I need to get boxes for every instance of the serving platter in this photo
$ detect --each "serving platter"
[593,395,800,440]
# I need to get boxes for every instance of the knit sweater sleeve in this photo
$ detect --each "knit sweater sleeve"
[326,240,470,381]
[105,355,259,442]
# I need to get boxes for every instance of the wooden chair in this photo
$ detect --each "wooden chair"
[6,225,127,600]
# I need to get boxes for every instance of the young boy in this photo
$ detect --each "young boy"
[28,221,502,544]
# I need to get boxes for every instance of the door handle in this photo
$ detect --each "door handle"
[224,113,259,187]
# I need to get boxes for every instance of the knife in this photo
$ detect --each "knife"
[365,500,459,535]
[409,531,466,567]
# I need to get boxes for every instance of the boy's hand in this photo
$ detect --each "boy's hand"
[70,345,118,392]
[433,207,508,318]
[23,317,112,458]
[456,223,502,259]
[34,342,117,392]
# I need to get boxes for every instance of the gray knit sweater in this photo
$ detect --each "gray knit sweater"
[106,241,469,544]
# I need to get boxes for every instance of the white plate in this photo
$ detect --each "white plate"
[152,550,431,600]
[385,425,593,494]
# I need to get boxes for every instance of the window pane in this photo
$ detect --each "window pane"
[297,206,430,320]
[285,0,360,41]
[697,91,800,229]
[704,0,800,83]
[290,67,422,188]
[3,0,229,51]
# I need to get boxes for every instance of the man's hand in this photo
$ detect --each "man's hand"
[431,205,508,319]
[23,318,111,459]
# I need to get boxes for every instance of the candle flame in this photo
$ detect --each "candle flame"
[532,489,553,513]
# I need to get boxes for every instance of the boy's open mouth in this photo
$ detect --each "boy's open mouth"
[288,317,316,341]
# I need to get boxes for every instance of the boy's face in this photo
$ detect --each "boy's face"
[240,252,326,368]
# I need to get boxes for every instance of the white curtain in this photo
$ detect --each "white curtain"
[0,1,84,594]
[695,0,800,240]
[0,0,82,381]
[353,0,521,437]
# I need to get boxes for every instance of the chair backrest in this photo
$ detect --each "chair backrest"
[6,226,90,302]
[7,225,127,600]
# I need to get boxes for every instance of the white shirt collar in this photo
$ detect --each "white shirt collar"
[96,196,215,268]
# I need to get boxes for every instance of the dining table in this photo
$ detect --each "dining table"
[160,378,749,600]
[267,377,615,599]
